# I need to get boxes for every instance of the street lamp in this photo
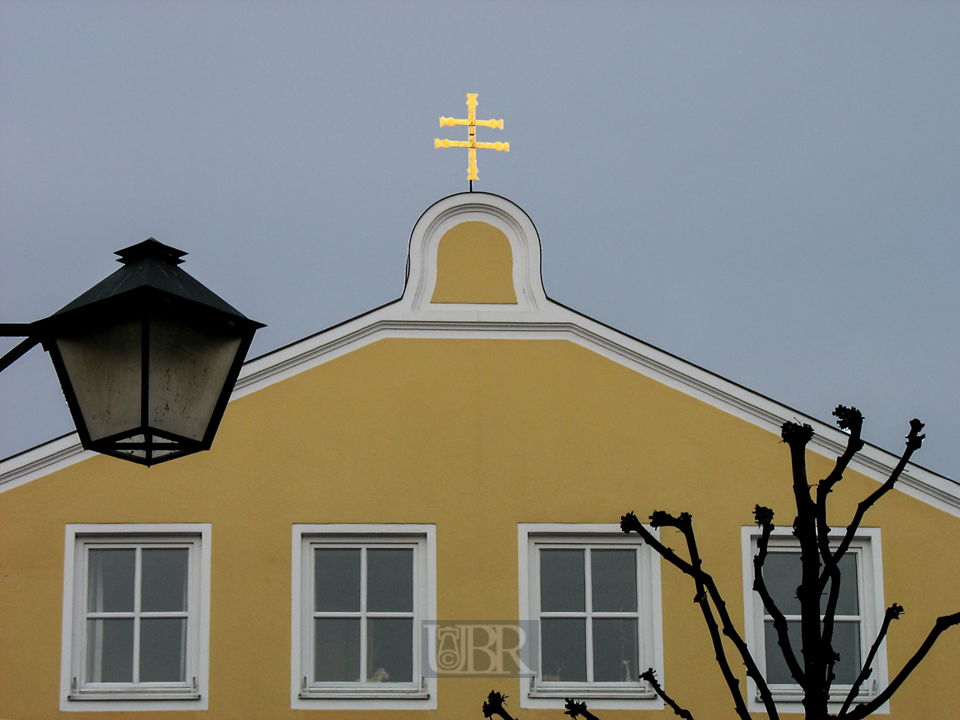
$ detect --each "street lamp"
[1,238,264,466]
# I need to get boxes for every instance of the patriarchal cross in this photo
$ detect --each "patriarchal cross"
[435,93,509,190]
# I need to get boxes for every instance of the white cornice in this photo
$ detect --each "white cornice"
[7,304,956,517]
[0,434,93,493]
[2,192,957,521]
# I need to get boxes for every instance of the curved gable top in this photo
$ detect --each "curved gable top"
[2,192,958,522]
[401,193,547,313]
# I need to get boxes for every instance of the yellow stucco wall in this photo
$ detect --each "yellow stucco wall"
[430,222,517,304]
[2,338,959,719]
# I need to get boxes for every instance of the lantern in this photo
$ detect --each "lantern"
[37,238,264,466]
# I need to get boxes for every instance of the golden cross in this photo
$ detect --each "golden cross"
[435,94,509,186]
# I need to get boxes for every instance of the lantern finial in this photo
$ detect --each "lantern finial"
[115,238,186,266]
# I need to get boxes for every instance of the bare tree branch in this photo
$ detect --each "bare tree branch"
[833,419,925,563]
[638,511,781,720]
[844,610,960,720]
[624,409,950,720]
[640,668,696,720]
[482,691,517,720]
[816,406,864,574]
[820,524,845,697]
[753,506,805,684]
[816,406,865,697]
[781,420,826,713]
[838,604,903,718]
[623,512,753,719]
[699,568,781,720]
[563,699,600,720]
[820,555,843,697]
[619,512,695,574]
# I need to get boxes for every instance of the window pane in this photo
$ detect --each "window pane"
[367,549,413,612]
[764,551,860,619]
[593,618,639,682]
[367,618,413,682]
[822,554,859,616]
[762,552,802,616]
[87,549,135,613]
[764,619,801,684]
[592,549,637,612]
[315,549,361,612]
[86,618,134,682]
[764,620,862,686]
[315,618,361,682]
[541,618,586,682]
[141,548,189,612]
[540,549,585,612]
[140,618,186,682]
[831,621,861,685]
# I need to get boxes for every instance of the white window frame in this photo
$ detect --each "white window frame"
[518,524,664,711]
[742,526,889,715]
[291,524,437,710]
[59,523,211,712]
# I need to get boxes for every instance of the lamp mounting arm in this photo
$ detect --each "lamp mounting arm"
[0,324,40,374]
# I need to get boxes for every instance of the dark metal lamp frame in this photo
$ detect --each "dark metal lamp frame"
[1,239,263,467]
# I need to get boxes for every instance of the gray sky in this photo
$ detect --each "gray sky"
[2,1,958,478]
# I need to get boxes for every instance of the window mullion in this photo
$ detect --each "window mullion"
[360,547,368,683]
[636,547,645,671]
[412,544,420,682]
[139,611,189,618]
[133,546,142,684]
[186,542,196,682]
[314,611,363,617]
[82,546,94,685]
[585,548,593,684]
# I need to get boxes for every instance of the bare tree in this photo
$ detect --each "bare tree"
[480,408,959,720]
[482,691,517,720]
[616,406,960,719]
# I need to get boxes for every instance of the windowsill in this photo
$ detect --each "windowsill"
[530,685,656,700]
[521,679,664,711]
[69,692,201,702]
[748,683,887,715]
[300,690,430,700]
[763,684,876,703]
[293,682,436,710]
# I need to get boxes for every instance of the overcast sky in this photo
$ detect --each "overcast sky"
[1,1,958,478]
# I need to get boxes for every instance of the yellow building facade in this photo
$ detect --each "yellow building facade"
[2,193,959,719]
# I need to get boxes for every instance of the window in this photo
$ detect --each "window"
[60,524,211,712]
[742,527,887,714]
[292,525,436,710]
[518,524,664,711]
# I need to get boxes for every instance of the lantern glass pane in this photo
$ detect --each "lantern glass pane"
[148,314,243,441]
[55,319,142,442]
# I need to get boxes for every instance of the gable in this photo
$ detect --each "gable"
[1,192,957,522]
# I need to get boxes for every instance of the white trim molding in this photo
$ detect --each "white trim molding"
[400,192,547,313]
[0,433,92,494]
[59,523,212,712]
[290,524,437,710]
[741,526,889,715]
[3,192,957,527]
[517,523,664,711]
